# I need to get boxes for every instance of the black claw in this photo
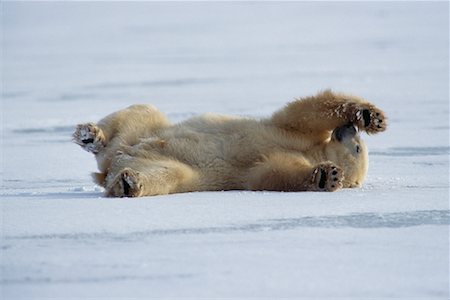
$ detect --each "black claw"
[82,138,94,144]
[333,177,338,181]
[332,170,338,175]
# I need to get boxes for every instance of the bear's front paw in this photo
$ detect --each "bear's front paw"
[106,169,143,198]
[355,105,386,134]
[309,162,343,192]
[73,123,105,154]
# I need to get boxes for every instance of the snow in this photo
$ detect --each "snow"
[1,1,449,299]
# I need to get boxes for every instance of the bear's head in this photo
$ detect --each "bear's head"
[327,123,369,188]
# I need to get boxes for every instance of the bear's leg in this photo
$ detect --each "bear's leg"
[246,153,343,192]
[104,156,199,197]
[73,104,171,154]
[73,122,106,154]
[270,90,386,137]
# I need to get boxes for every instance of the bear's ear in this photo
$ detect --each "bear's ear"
[92,172,107,187]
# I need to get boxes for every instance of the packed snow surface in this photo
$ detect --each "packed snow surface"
[2,2,449,299]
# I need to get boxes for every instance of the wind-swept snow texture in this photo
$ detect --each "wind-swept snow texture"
[1,2,449,299]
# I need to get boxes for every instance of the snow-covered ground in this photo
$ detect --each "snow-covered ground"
[2,2,449,299]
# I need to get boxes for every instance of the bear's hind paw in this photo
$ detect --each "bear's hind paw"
[309,162,343,192]
[106,169,143,198]
[73,123,105,154]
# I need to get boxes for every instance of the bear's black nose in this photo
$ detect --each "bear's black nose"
[332,123,357,142]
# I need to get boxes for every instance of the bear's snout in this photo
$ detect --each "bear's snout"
[332,123,357,142]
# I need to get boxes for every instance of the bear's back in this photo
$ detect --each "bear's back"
[156,114,315,171]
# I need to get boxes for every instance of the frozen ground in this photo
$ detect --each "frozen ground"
[1,2,449,299]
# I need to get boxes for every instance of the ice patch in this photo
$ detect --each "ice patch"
[5,210,448,241]
[370,147,450,157]
[68,186,103,193]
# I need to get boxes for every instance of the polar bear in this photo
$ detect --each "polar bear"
[73,90,386,197]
